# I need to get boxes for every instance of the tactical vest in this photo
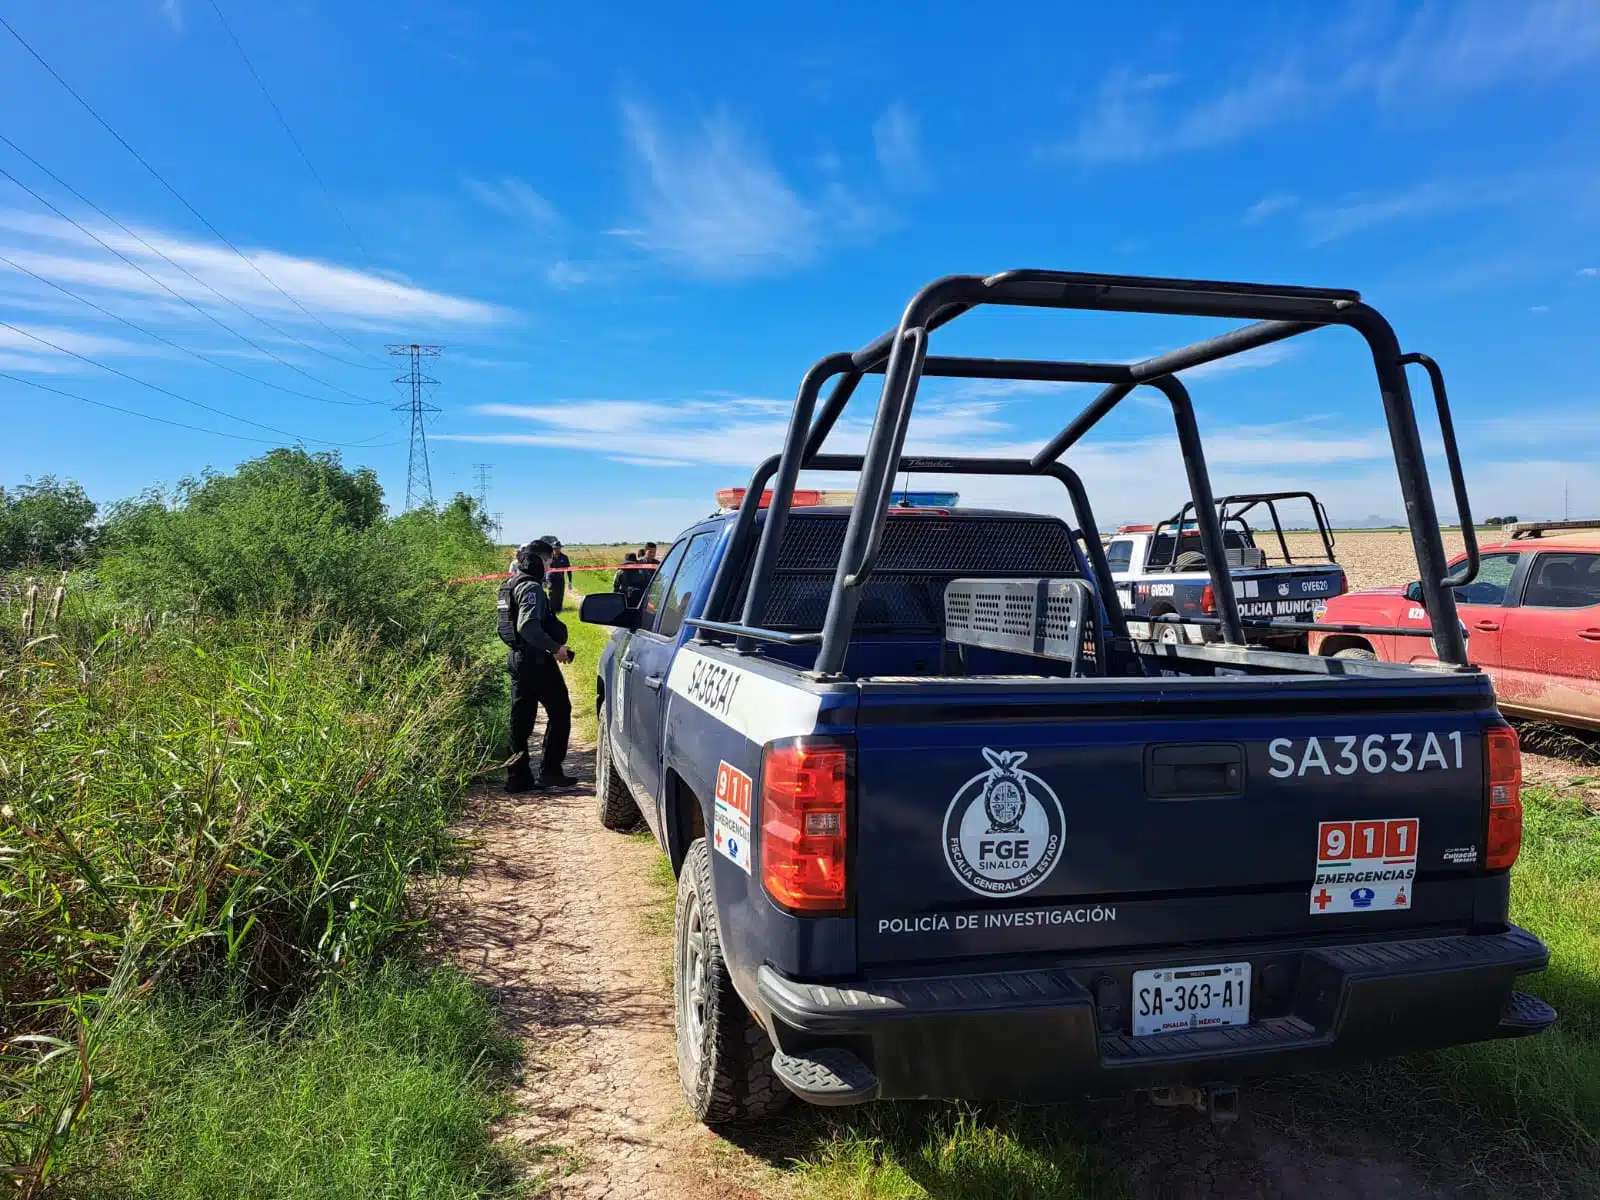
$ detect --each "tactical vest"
[497,572,569,650]
[496,572,528,647]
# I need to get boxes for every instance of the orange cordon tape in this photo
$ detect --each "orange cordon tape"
[445,563,659,584]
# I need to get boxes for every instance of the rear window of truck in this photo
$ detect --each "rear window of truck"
[728,512,1082,634]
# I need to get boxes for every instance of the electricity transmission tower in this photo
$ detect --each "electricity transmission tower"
[473,463,492,511]
[389,344,442,510]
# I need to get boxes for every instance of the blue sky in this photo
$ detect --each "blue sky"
[2,0,1598,542]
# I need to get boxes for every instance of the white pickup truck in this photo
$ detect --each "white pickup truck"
[1107,493,1348,650]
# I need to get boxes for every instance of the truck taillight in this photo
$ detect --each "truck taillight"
[1485,725,1523,871]
[1200,584,1216,614]
[761,740,849,913]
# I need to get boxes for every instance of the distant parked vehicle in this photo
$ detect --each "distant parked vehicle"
[1311,520,1600,731]
[1106,492,1347,651]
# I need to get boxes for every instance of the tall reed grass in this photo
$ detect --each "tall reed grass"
[1,602,499,1191]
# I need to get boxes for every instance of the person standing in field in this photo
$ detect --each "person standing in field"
[497,539,576,793]
[545,535,571,613]
[613,551,650,606]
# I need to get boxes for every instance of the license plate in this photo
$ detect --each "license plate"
[1131,962,1251,1037]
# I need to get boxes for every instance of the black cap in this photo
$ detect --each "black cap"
[516,539,554,571]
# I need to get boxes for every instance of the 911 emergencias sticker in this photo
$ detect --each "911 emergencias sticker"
[713,761,753,874]
[1310,818,1418,914]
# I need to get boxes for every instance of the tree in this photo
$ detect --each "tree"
[0,476,97,568]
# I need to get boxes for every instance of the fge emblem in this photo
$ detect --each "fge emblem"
[942,748,1066,897]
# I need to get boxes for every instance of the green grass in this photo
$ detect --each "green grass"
[779,1104,1105,1200]
[1,617,495,1009]
[48,964,522,1200]
[1429,784,1600,1162]
[560,583,619,748]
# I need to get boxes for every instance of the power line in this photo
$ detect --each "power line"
[2,369,404,450]
[0,249,384,411]
[2,370,289,444]
[390,343,441,510]
[0,145,384,405]
[204,0,370,262]
[0,12,390,371]
[0,318,385,448]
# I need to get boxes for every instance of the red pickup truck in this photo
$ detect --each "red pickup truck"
[1309,523,1600,731]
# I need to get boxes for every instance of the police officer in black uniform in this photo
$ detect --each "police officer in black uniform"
[612,551,649,607]
[497,539,577,793]
[545,536,571,613]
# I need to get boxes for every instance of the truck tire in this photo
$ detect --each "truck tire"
[674,838,790,1126]
[1173,550,1208,571]
[1334,646,1377,661]
[595,704,642,832]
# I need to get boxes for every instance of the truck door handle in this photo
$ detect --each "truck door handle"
[1473,620,1501,632]
[1145,743,1244,799]
[1580,629,1600,642]
[644,674,663,691]
[620,656,636,672]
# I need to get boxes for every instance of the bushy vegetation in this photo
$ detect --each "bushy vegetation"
[0,477,96,569]
[0,452,514,1197]
[96,450,496,659]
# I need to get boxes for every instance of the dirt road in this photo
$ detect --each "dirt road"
[437,749,764,1199]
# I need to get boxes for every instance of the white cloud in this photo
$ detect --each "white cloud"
[1470,406,1600,446]
[1580,267,1599,277]
[545,260,592,288]
[1374,0,1600,98]
[1051,2,1600,164]
[1303,176,1546,243]
[1182,342,1297,379]
[0,208,505,332]
[0,349,89,374]
[459,389,1595,536]
[873,103,929,189]
[1242,194,1298,225]
[610,454,694,468]
[465,177,560,227]
[160,0,182,32]
[0,321,164,361]
[618,102,820,279]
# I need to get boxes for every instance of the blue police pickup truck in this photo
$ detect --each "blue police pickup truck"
[579,270,1553,1127]
[1108,492,1347,651]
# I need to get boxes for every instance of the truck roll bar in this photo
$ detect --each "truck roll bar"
[696,270,1473,677]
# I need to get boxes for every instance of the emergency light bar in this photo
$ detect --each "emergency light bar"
[715,488,957,512]
[715,487,856,510]
[889,491,960,508]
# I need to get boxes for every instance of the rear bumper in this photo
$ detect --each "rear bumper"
[756,926,1552,1104]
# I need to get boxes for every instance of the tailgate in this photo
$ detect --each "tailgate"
[853,676,1494,967]
[1234,566,1346,623]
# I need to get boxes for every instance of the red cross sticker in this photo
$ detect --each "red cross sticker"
[1313,888,1333,911]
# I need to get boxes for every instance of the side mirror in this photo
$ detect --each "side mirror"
[1403,581,1424,604]
[580,591,640,629]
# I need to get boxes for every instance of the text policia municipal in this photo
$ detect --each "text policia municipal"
[879,905,1117,935]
